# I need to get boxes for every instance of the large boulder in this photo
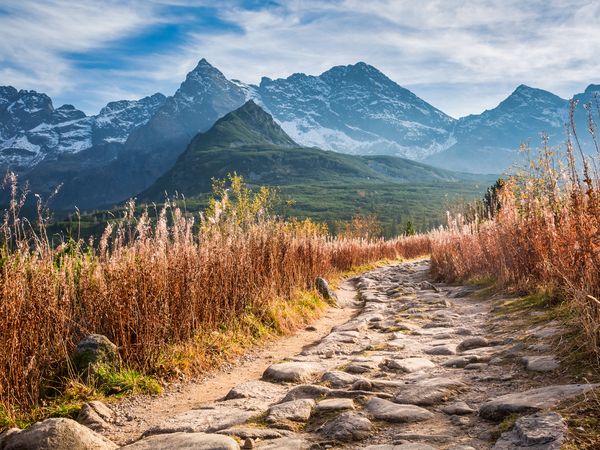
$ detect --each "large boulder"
[71,334,119,375]
[2,418,117,450]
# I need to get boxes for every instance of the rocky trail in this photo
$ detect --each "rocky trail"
[3,259,598,450]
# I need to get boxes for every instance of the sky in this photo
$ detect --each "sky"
[0,0,599,119]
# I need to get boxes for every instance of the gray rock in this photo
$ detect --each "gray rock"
[480,384,598,421]
[365,444,438,450]
[424,344,457,355]
[217,427,290,440]
[457,337,489,352]
[121,432,239,450]
[441,402,475,415]
[521,355,559,372]
[415,377,466,389]
[255,438,306,449]
[3,418,117,450]
[316,277,337,302]
[71,334,119,375]
[225,380,286,402]
[146,405,255,435]
[319,411,372,442]
[492,412,566,449]
[442,356,478,368]
[394,386,452,406]
[279,384,330,402]
[321,371,361,388]
[77,401,114,431]
[464,363,487,370]
[365,397,433,422]
[315,398,354,412]
[447,446,477,450]
[266,399,315,423]
[263,362,325,383]
[384,357,435,373]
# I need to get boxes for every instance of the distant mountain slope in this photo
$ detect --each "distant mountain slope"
[142,100,482,201]
[426,85,569,173]
[255,62,456,159]
[0,87,165,170]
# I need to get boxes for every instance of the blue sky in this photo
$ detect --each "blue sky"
[0,0,599,118]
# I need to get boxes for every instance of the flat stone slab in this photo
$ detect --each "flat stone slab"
[315,398,354,412]
[385,357,435,373]
[263,362,325,383]
[145,405,255,435]
[225,380,286,402]
[521,355,559,372]
[441,401,475,415]
[480,384,598,421]
[492,412,566,449]
[266,399,315,423]
[457,337,489,351]
[122,433,239,450]
[319,411,372,442]
[255,437,307,449]
[321,371,361,388]
[217,427,290,439]
[365,397,434,423]
[394,386,453,406]
[424,344,457,355]
[365,444,438,450]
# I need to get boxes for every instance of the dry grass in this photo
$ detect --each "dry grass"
[0,173,431,423]
[429,99,600,361]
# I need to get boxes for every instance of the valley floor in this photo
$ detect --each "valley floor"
[27,260,600,449]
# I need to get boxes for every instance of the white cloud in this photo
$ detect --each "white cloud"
[1,0,599,117]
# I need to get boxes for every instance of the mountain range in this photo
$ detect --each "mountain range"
[0,59,598,210]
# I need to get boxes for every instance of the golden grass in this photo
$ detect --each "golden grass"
[0,174,431,425]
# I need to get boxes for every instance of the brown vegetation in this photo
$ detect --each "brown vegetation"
[430,100,600,360]
[0,173,430,423]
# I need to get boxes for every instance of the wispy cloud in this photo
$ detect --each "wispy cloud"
[1,0,598,117]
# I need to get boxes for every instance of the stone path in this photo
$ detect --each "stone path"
[4,259,598,449]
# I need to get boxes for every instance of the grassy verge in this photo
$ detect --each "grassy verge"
[0,258,400,430]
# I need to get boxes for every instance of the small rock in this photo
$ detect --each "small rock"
[217,427,288,440]
[464,363,487,370]
[316,398,354,412]
[305,325,317,331]
[255,438,306,449]
[225,380,286,402]
[352,379,373,391]
[365,397,434,423]
[279,384,330,402]
[122,432,239,449]
[3,418,117,450]
[263,362,325,383]
[321,371,360,388]
[365,444,438,450]
[521,355,559,372]
[442,356,478,368]
[492,412,566,449]
[316,277,337,302]
[457,337,489,352]
[424,344,457,355]
[384,357,435,373]
[394,386,452,406]
[319,411,372,442]
[266,399,315,423]
[76,401,114,431]
[441,402,475,415]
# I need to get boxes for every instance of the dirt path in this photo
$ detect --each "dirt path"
[104,280,361,445]
[98,259,597,449]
